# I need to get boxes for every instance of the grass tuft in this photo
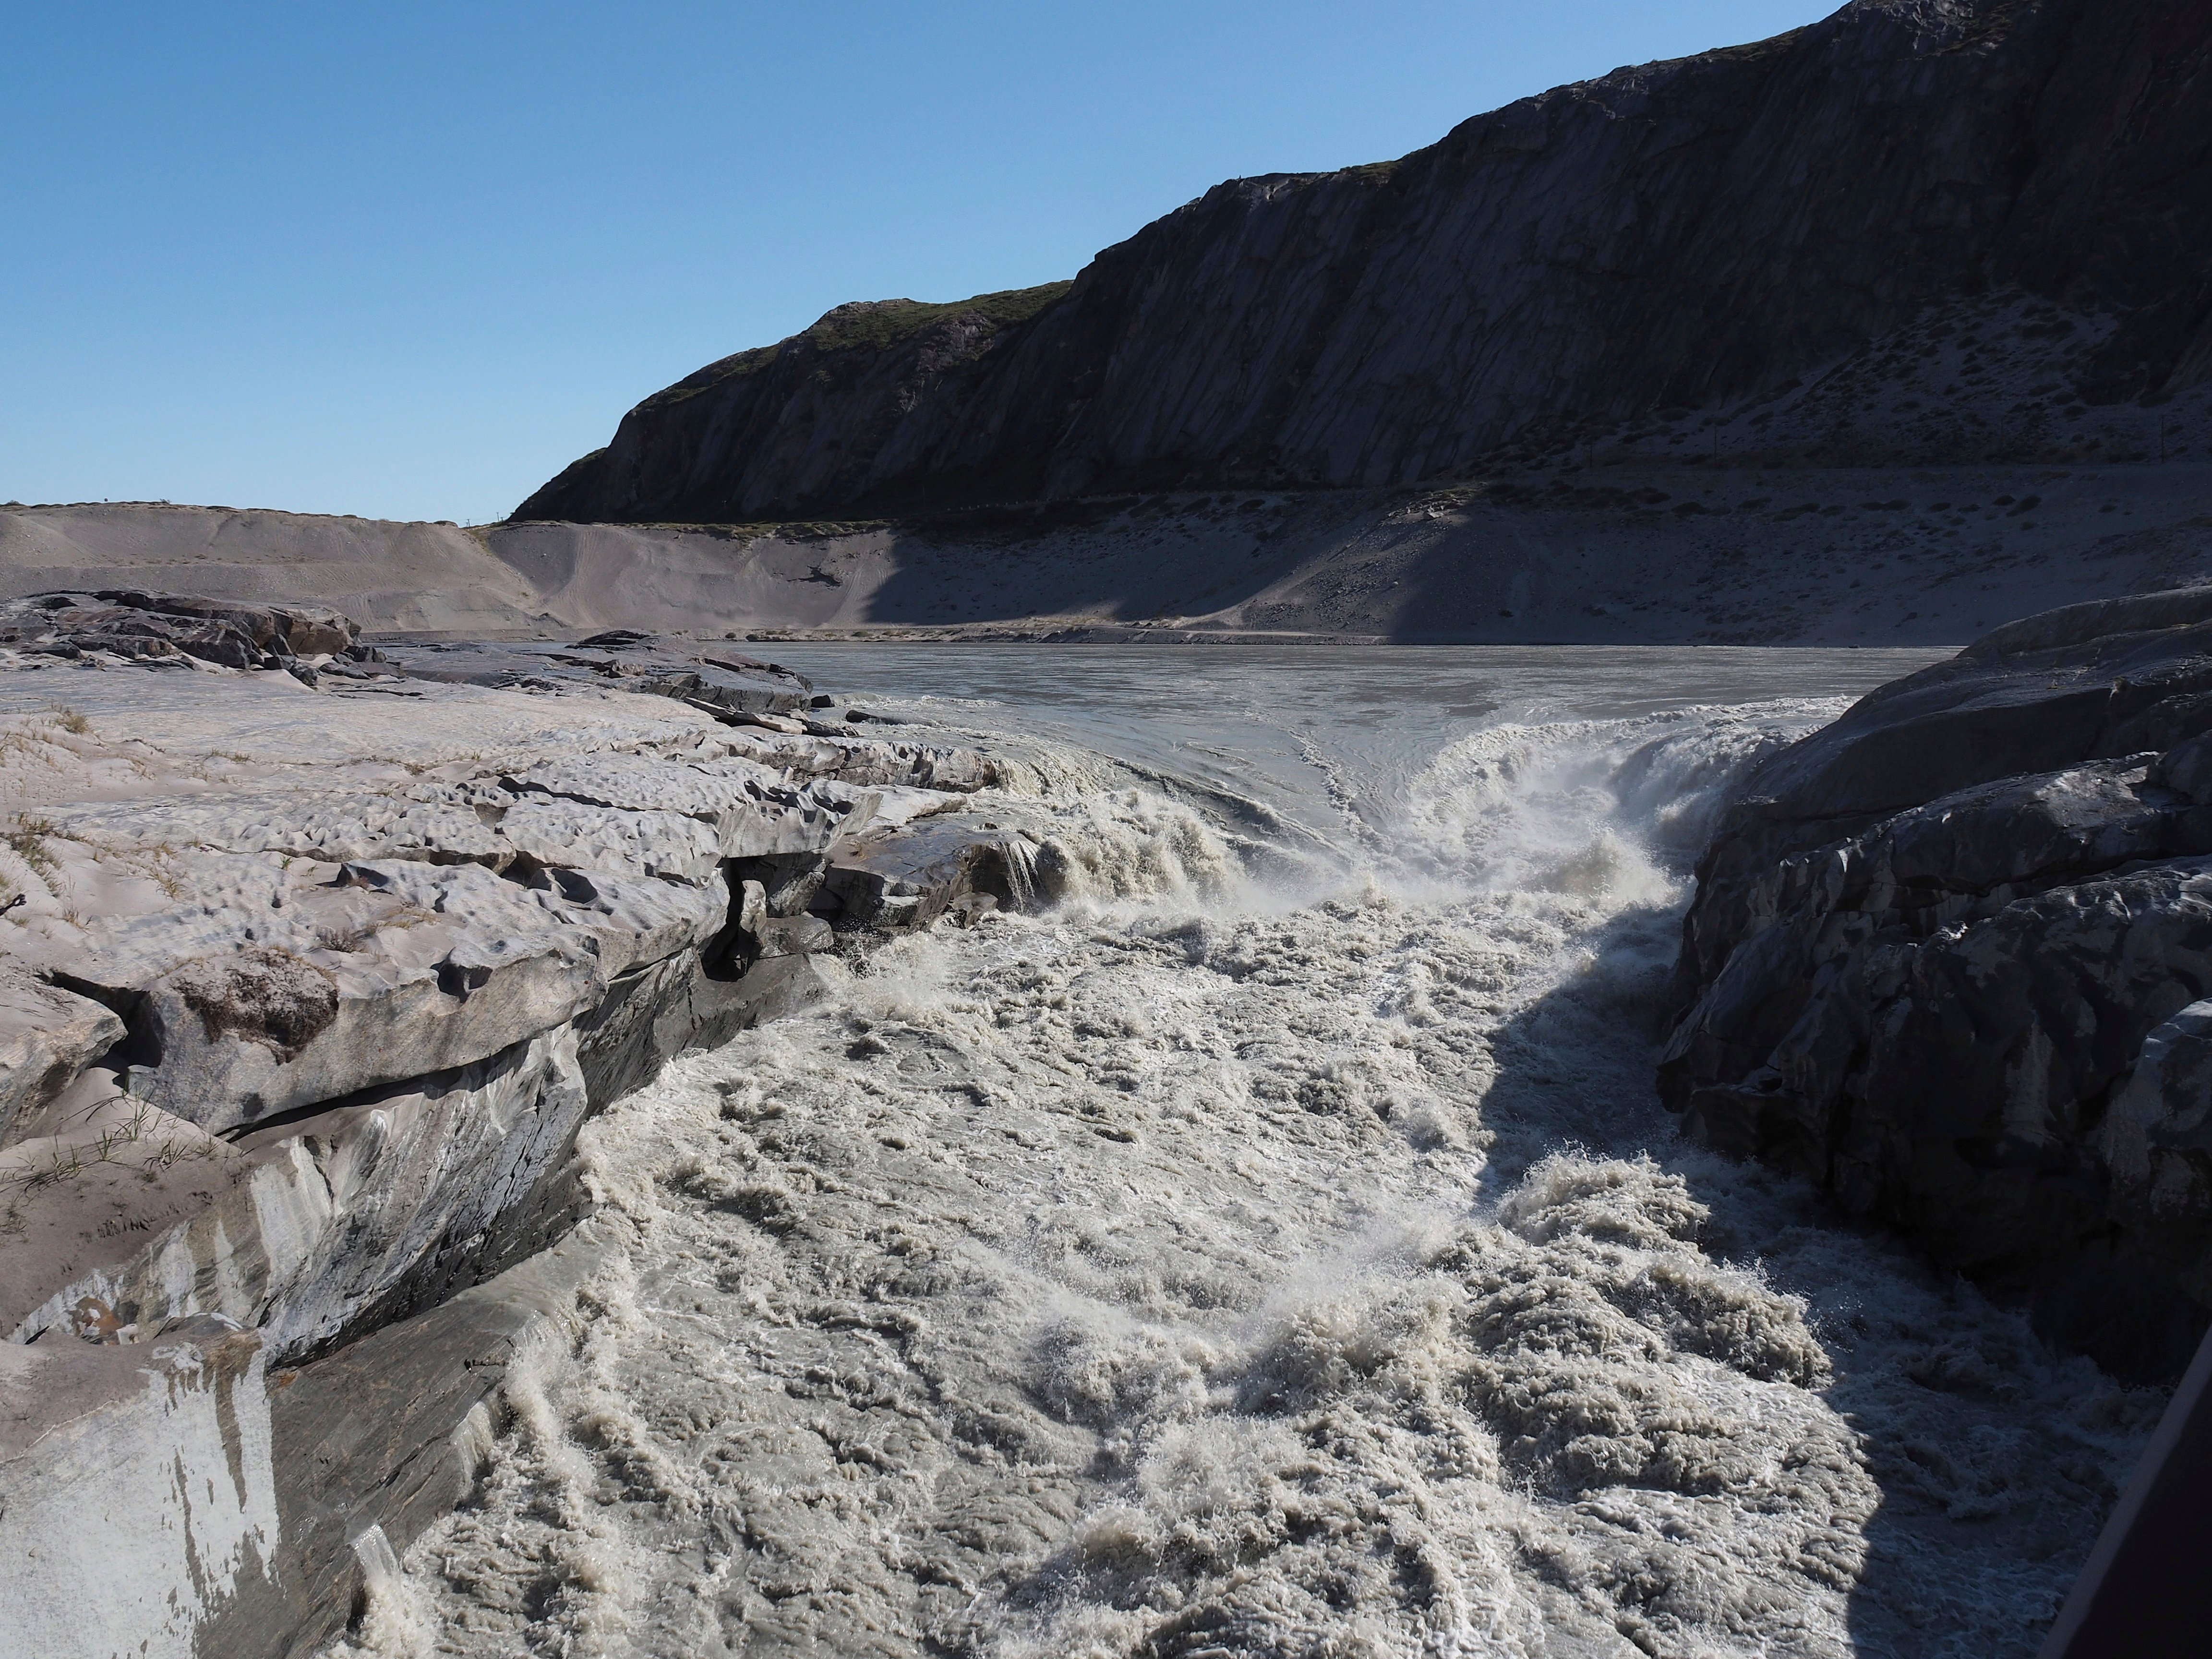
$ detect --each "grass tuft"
[5,816,57,875]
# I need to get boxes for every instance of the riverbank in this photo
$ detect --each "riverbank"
[0,600,2192,1657]
[10,457,2212,647]
[0,596,1025,1657]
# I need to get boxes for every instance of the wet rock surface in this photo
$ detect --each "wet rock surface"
[0,594,1018,1657]
[1666,585,2212,1380]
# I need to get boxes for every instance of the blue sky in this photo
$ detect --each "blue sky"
[1,2,1837,524]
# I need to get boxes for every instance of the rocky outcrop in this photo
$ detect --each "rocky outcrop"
[0,1231,615,1659]
[376,632,814,716]
[1664,585,2212,1382]
[0,590,362,673]
[520,0,2212,524]
[0,594,1020,1656]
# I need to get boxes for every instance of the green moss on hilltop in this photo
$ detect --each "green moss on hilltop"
[650,344,784,409]
[645,282,1072,412]
[801,281,1074,355]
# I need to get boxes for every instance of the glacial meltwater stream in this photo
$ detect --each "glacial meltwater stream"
[353,648,2163,1659]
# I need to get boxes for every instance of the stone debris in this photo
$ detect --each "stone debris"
[0,588,365,678]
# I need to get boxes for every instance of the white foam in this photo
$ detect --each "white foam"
[347,685,2158,1659]
[1395,698,1846,902]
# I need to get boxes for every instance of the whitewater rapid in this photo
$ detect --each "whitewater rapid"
[344,649,2159,1659]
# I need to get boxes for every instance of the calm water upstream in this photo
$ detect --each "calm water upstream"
[351,647,2160,1659]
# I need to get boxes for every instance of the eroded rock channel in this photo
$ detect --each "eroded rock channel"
[1,592,2202,1657]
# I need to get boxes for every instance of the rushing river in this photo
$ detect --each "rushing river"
[352,647,2161,1659]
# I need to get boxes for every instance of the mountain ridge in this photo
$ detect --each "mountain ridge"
[517,0,2212,525]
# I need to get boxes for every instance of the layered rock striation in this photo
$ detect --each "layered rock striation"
[521,0,2212,524]
[1665,586,2212,1382]
[0,594,1026,1658]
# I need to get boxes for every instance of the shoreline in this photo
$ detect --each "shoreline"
[10,455,2210,650]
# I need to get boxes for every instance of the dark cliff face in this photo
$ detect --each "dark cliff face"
[1663,586,2212,1382]
[519,0,2212,525]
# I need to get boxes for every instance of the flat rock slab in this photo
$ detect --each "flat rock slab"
[380,634,811,716]
[504,750,872,855]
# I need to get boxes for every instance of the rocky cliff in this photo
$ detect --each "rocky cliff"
[519,0,2212,525]
[0,595,1028,1658]
[1665,585,2212,1384]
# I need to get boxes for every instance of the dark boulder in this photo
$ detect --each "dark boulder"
[1667,585,2212,1381]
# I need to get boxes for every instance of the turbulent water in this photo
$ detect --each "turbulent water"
[349,647,2162,1659]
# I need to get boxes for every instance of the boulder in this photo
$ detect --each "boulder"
[812,813,1037,929]
[1673,585,2212,1012]
[500,750,874,856]
[1666,586,2212,1380]
[0,967,125,1146]
[729,849,831,917]
[754,913,835,958]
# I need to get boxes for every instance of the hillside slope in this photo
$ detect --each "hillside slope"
[10,452,2212,646]
[519,0,2212,525]
[0,503,543,633]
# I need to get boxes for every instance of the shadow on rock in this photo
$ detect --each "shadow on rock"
[1470,895,2155,1658]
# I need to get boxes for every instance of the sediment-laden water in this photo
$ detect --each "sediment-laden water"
[348,648,2161,1659]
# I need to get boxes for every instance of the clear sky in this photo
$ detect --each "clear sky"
[2,1,1838,524]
